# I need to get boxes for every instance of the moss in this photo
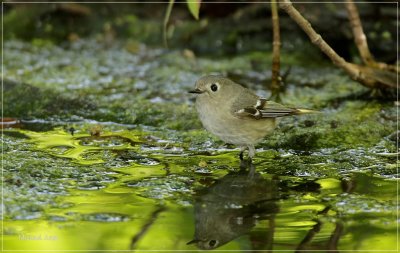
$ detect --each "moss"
[3,35,397,233]
[3,5,49,41]
[4,79,97,120]
[262,99,395,152]
[283,131,322,151]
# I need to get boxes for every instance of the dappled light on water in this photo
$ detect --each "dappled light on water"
[3,125,397,251]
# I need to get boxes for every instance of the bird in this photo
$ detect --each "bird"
[187,166,278,250]
[189,75,316,160]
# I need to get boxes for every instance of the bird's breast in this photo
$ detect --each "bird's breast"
[195,97,276,145]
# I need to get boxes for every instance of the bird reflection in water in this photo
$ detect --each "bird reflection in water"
[187,160,280,250]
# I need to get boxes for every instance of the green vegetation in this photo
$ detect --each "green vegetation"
[3,3,397,252]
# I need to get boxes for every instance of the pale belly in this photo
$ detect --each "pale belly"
[196,99,276,146]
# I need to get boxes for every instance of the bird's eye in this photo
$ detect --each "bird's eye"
[210,83,218,92]
[208,239,218,247]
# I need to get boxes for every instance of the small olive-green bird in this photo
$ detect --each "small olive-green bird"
[187,169,278,250]
[189,75,315,159]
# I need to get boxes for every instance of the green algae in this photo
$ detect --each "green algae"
[3,124,397,251]
[3,32,397,253]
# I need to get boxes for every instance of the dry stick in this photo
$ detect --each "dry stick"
[279,0,384,89]
[270,1,282,98]
[294,205,332,252]
[345,0,375,66]
[327,222,344,252]
[345,0,398,73]
[130,206,167,250]
[295,219,322,252]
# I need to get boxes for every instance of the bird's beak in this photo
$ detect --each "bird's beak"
[188,88,204,94]
[186,239,200,245]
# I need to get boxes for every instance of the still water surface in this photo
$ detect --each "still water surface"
[3,125,397,252]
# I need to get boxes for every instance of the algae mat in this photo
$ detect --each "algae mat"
[2,39,398,252]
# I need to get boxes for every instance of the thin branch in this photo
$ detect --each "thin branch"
[279,1,354,75]
[130,206,167,250]
[270,1,282,100]
[163,0,175,48]
[327,222,344,252]
[279,0,396,89]
[295,219,322,252]
[345,0,398,73]
[345,0,375,65]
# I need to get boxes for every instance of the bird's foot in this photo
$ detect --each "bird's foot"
[239,158,255,178]
[239,151,244,161]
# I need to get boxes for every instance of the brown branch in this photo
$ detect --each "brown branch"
[130,206,167,250]
[278,1,358,81]
[279,0,396,90]
[270,1,282,100]
[345,0,399,73]
[345,0,375,66]
[57,3,92,16]
[295,219,322,252]
[327,222,344,252]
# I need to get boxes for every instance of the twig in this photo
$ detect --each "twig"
[270,1,282,101]
[295,219,322,252]
[57,3,92,16]
[344,0,374,66]
[130,206,167,250]
[345,0,399,73]
[279,0,396,89]
[327,222,344,252]
[163,0,175,48]
[278,1,355,77]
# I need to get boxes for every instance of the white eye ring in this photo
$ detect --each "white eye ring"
[208,239,219,248]
[210,82,219,92]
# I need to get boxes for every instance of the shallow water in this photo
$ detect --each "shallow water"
[3,124,397,252]
[3,38,398,252]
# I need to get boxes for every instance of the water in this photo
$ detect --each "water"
[3,124,397,252]
[3,38,397,252]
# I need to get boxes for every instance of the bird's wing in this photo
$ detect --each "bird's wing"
[233,97,305,119]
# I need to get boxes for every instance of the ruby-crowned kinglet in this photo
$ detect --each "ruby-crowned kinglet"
[187,168,278,250]
[189,75,316,159]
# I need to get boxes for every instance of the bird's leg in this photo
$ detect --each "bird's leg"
[239,146,247,160]
[248,160,255,179]
[240,159,248,169]
[248,145,256,159]
[239,154,255,177]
